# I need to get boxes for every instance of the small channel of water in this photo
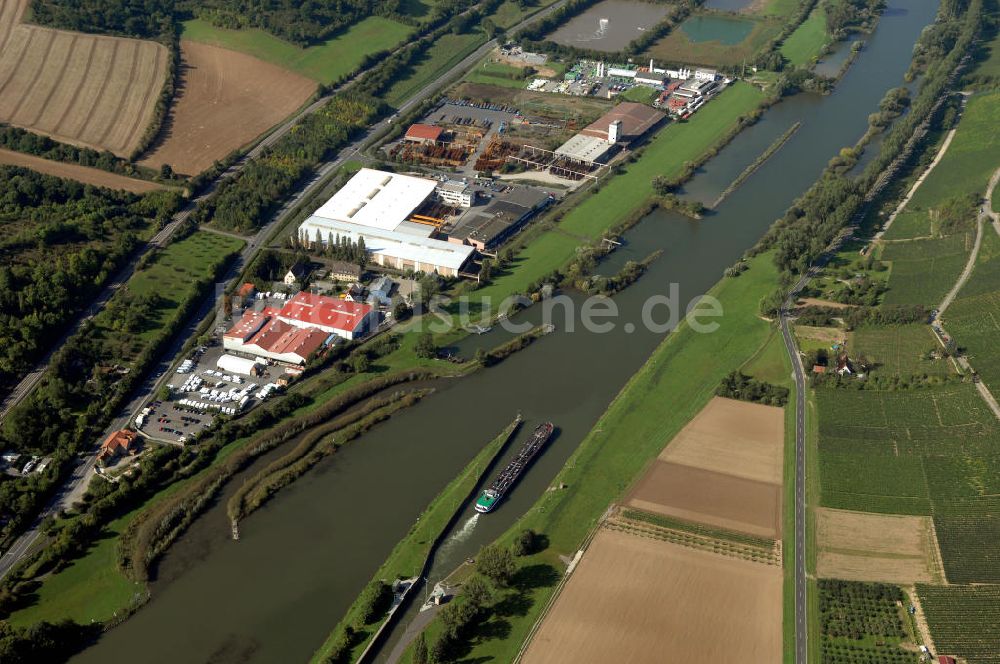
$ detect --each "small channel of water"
[70,2,938,662]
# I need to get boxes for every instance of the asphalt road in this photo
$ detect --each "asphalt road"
[779,271,811,664]
[0,1,567,581]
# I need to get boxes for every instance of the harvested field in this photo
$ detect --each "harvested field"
[0,148,166,193]
[657,396,784,484]
[625,396,784,538]
[816,507,944,584]
[629,462,782,538]
[521,529,782,664]
[0,0,168,156]
[140,40,316,176]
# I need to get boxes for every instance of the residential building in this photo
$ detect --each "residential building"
[284,263,307,286]
[98,429,140,467]
[327,260,362,282]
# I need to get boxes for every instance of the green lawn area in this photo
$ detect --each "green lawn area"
[762,0,806,18]
[310,417,520,663]
[383,32,486,107]
[618,85,658,104]
[181,16,413,84]
[404,253,784,662]
[7,514,142,627]
[466,61,530,89]
[780,5,828,67]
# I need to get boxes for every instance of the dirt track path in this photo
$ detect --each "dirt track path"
[875,125,958,241]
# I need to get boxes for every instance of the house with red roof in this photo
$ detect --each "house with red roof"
[98,429,141,467]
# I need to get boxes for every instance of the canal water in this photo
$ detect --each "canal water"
[71,1,938,662]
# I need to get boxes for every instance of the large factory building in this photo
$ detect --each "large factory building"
[298,168,475,277]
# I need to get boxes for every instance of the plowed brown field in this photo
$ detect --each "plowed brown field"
[0,0,168,156]
[626,396,785,538]
[0,148,167,192]
[139,40,315,176]
[521,529,782,664]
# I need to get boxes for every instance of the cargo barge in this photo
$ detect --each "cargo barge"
[475,422,554,513]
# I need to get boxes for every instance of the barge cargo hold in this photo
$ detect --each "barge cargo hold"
[475,422,554,513]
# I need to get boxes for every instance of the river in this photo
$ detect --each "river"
[71,1,938,661]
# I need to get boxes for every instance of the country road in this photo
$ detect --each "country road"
[779,269,813,664]
[0,0,567,581]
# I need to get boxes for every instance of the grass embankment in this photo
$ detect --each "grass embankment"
[310,416,522,663]
[474,81,767,301]
[403,253,783,661]
[780,5,828,67]
[181,17,413,84]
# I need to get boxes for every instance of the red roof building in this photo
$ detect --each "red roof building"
[404,123,444,144]
[237,282,256,298]
[244,319,328,364]
[938,657,957,664]
[98,429,140,467]
[224,310,269,343]
[277,292,375,339]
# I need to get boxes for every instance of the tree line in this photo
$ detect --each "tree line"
[0,166,179,393]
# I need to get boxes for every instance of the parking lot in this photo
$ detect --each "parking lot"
[139,341,287,443]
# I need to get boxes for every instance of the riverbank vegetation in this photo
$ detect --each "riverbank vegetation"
[311,417,522,663]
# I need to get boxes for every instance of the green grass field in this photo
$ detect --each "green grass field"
[918,584,1000,664]
[762,0,806,18]
[6,514,143,627]
[466,61,530,89]
[618,85,659,104]
[122,231,244,347]
[473,82,766,302]
[181,17,413,84]
[881,232,975,306]
[780,5,828,66]
[852,324,951,376]
[403,253,783,662]
[383,32,485,106]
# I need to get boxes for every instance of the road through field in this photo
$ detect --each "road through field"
[0,0,569,582]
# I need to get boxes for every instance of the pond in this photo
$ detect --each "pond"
[547,0,670,52]
[680,14,756,44]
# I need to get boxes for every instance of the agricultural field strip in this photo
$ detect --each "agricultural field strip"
[0,0,168,155]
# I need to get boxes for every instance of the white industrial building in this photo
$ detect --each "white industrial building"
[298,168,475,277]
[436,180,475,207]
[554,133,616,164]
